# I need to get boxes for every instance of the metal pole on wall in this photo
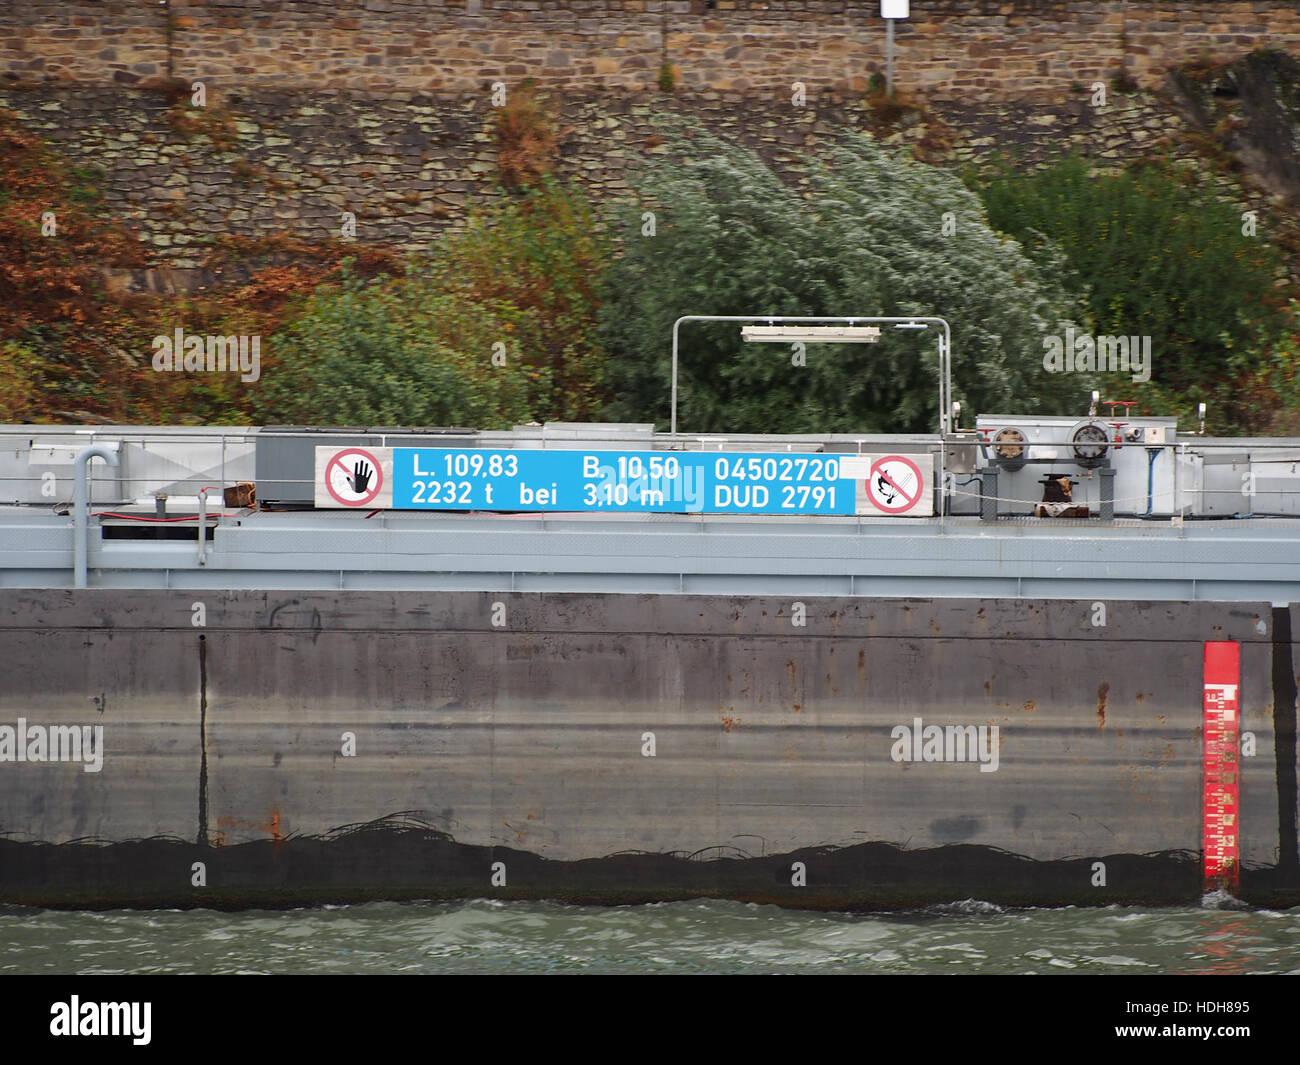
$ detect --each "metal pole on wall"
[881,0,909,95]
[886,19,893,94]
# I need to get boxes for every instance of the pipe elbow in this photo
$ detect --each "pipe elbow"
[75,444,120,469]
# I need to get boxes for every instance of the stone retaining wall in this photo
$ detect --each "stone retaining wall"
[1,1,1297,100]
[0,83,1232,278]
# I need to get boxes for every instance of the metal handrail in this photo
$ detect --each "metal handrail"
[668,315,953,437]
[668,314,952,523]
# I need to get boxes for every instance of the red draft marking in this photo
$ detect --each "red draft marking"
[867,455,923,514]
[1203,641,1240,895]
[325,447,383,507]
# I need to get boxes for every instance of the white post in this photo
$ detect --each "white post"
[886,18,894,94]
[881,0,909,96]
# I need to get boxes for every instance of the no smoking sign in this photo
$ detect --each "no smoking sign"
[845,453,932,516]
[868,456,923,514]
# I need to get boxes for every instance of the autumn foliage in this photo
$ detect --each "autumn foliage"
[0,109,402,424]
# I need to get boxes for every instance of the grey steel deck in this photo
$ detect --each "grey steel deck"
[2,422,1300,601]
[3,506,1300,601]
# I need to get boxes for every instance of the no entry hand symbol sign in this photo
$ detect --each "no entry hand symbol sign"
[325,447,384,507]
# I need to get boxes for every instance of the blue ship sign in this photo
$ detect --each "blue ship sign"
[316,447,932,516]
[394,448,930,516]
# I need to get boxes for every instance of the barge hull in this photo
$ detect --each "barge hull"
[0,590,1297,909]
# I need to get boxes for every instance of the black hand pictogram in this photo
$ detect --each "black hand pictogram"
[347,460,373,495]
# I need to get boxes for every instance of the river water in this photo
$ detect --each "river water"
[3,897,1298,975]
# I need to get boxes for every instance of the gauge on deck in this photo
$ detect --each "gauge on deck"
[1070,422,1110,469]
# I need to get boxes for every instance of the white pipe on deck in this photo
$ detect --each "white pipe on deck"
[73,445,120,589]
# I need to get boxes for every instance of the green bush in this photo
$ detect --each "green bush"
[425,178,610,422]
[1222,298,1300,435]
[979,154,1285,427]
[254,267,537,428]
[256,180,611,429]
[598,126,1092,435]
[0,340,46,421]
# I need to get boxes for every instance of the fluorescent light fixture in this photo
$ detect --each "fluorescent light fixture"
[740,325,882,344]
